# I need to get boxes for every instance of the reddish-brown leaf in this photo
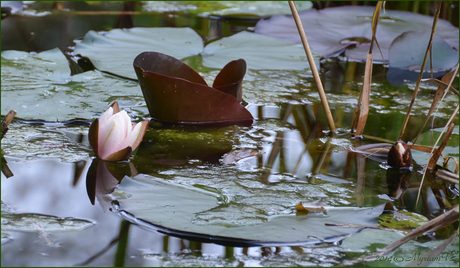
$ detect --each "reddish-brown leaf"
[134,52,253,127]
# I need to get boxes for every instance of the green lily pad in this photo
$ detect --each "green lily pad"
[1,201,94,232]
[202,31,319,70]
[70,27,319,80]
[112,173,385,245]
[1,47,70,83]
[72,27,204,80]
[379,210,429,230]
[141,1,312,17]
[1,48,147,121]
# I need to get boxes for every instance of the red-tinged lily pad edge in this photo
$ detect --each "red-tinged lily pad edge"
[133,51,254,127]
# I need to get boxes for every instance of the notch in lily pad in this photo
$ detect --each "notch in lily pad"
[133,51,253,127]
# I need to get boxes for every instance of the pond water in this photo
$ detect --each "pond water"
[1,2,459,267]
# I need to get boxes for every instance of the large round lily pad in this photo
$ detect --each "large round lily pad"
[70,27,319,80]
[72,27,204,80]
[112,174,385,246]
[254,6,459,63]
[202,31,319,70]
[389,30,459,71]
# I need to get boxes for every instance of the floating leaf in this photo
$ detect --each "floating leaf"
[254,6,459,62]
[1,211,94,232]
[141,1,312,17]
[1,48,146,121]
[72,27,204,79]
[202,31,318,70]
[133,51,253,126]
[112,174,386,245]
[378,210,429,230]
[389,30,459,71]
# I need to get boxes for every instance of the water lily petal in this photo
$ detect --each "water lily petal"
[99,106,114,126]
[99,113,130,159]
[90,101,148,161]
[120,110,133,135]
[103,146,133,162]
[122,120,149,152]
[88,118,99,157]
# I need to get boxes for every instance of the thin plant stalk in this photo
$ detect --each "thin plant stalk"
[398,2,443,140]
[351,2,383,136]
[339,205,459,266]
[1,110,17,139]
[288,1,336,134]
[413,64,459,144]
[416,104,459,205]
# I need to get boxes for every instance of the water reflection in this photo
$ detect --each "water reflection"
[386,168,412,200]
[2,98,458,265]
[85,158,136,211]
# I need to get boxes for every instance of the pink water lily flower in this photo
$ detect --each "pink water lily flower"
[89,101,149,161]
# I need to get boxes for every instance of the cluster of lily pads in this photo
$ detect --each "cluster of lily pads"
[2,3,458,251]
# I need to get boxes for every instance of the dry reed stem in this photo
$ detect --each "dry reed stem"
[288,1,336,134]
[353,54,372,136]
[405,228,459,267]
[339,204,459,266]
[417,103,459,204]
[436,168,459,184]
[414,65,459,144]
[351,2,383,136]
[379,204,459,254]
[421,77,459,96]
[399,2,443,140]
[427,123,455,170]
[443,156,459,174]
[1,110,17,139]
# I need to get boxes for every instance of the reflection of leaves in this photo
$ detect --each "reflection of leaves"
[221,149,260,165]
[133,126,235,167]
